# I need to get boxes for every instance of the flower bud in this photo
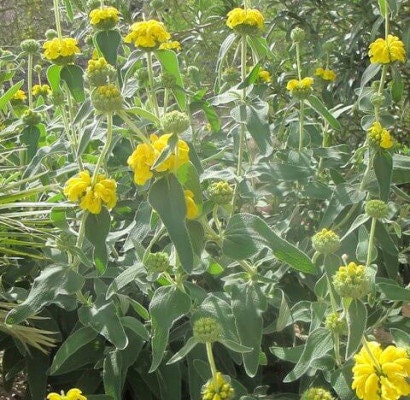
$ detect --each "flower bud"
[370,93,385,107]
[45,29,58,40]
[20,39,40,54]
[193,317,222,343]
[85,57,117,87]
[290,27,306,43]
[22,109,41,126]
[333,262,370,299]
[365,199,389,219]
[201,372,234,400]
[91,84,123,113]
[300,387,334,400]
[161,110,190,134]
[34,64,42,74]
[144,252,170,273]
[325,312,347,335]
[311,228,340,255]
[208,181,234,205]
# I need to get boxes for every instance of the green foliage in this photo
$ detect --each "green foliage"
[0,0,409,399]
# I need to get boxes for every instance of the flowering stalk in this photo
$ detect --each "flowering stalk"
[295,41,305,152]
[27,54,33,108]
[365,216,377,268]
[146,51,160,119]
[206,342,217,378]
[92,113,113,185]
[118,110,150,145]
[52,0,63,40]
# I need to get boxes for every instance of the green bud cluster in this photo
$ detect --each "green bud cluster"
[193,317,222,343]
[20,39,40,54]
[45,29,58,40]
[365,199,389,219]
[332,262,370,299]
[311,228,341,255]
[325,312,347,335]
[161,110,190,134]
[22,109,41,126]
[85,58,117,87]
[208,181,234,205]
[300,387,334,400]
[144,252,170,273]
[290,27,306,43]
[91,84,123,113]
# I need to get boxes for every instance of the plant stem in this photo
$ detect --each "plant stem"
[298,100,305,152]
[92,113,113,185]
[52,0,63,40]
[27,54,33,108]
[118,110,150,144]
[146,51,160,119]
[206,342,217,378]
[361,337,382,372]
[295,42,302,80]
[365,217,377,268]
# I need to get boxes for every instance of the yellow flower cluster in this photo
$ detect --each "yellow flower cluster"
[202,372,234,400]
[43,38,80,64]
[258,69,272,83]
[312,228,341,255]
[127,134,190,186]
[159,41,182,51]
[31,84,51,97]
[286,77,314,92]
[367,121,393,149]
[184,190,198,219]
[63,170,117,214]
[47,388,87,400]
[315,67,336,81]
[368,35,406,64]
[89,6,120,29]
[226,8,264,34]
[352,341,410,400]
[12,89,27,101]
[124,20,171,49]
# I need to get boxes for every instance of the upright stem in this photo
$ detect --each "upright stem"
[295,42,302,80]
[118,110,150,144]
[205,342,217,378]
[146,51,160,119]
[92,113,113,185]
[298,100,305,152]
[27,54,33,108]
[365,217,377,268]
[52,0,63,40]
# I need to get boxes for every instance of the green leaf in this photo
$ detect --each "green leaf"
[238,62,262,89]
[189,98,221,132]
[377,282,410,301]
[360,64,381,89]
[378,0,388,17]
[325,361,356,400]
[78,302,128,350]
[176,161,203,210]
[151,133,179,170]
[60,64,85,102]
[106,264,144,298]
[246,36,270,60]
[374,151,392,201]
[103,351,123,400]
[27,349,49,399]
[390,67,404,102]
[306,95,341,131]
[149,286,191,372]
[94,30,121,65]
[155,49,186,110]
[283,328,333,382]
[223,213,317,274]
[46,65,62,92]
[5,265,84,324]
[231,101,271,154]
[341,214,370,240]
[215,33,238,88]
[390,328,410,348]
[49,327,99,375]
[85,208,111,274]
[148,176,194,273]
[20,125,41,160]
[219,339,253,354]
[0,80,23,110]
[392,154,410,184]
[346,300,367,359]
[232,284,266,377]
[167,336,198,364]
[128,106,160,125]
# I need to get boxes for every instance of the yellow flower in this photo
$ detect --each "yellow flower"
[258,69,271,83]
[312,228,341,255]
[89,6,119,29]
[226,8,264,34]
[47,388,87,400]
[286,77,314,98]
[43,37,80,64]
[159,41,182,51]
[201,372,235,400]
[315,67,336,81]
[63,170,117,214]
[12,89,27,101]
[127,134,190,186]
[352,341,410,400]
[368,35,406,64]
[91,84,123,113]
[124,20,171,49]
[367,121,394,149]
[32,84,51,97]
[184,190,199,219]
